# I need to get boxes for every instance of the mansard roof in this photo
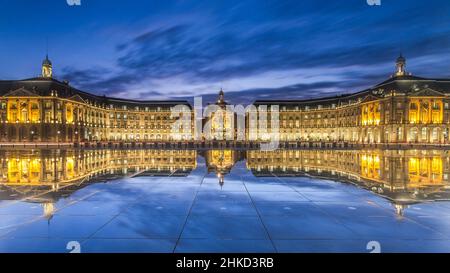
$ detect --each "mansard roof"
[2,87,40,97]
[0,77,191,108]
[408,87,446,97]
[254,74,450,108]
[254,89,371,107]
[371,75,450,93]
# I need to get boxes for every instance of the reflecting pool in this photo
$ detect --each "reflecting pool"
[0,148,450,253]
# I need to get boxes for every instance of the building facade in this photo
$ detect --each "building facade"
[0,56,192,143]
[252,55,450,144]
[1,55,450,144]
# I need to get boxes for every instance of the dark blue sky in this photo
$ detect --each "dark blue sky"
[1,0,450,103]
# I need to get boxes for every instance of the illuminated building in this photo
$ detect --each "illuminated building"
[203,89,240,141]
[0,55,191,143]
[1,55,450,144]
[253,55,450,144]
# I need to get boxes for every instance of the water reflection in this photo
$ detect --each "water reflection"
[1,148,449,217]
[0,149,197,184]
[0,149,197,220]
[205,150,241,187]
[247,149,449,200]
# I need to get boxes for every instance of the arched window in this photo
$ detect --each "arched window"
[21,108,28,121]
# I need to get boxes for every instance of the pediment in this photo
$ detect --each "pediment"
[409,87,445,97]
[360,94,379,104]
[2,87,39,97]
[68,94,86,104]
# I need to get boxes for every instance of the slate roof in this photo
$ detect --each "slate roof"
[0,77,190,108]
[254,75,450,107]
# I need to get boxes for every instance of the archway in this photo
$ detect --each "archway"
[8,127,17,141]
[19,126,27,141]
[68,128,73,142]
[30,126,38,141]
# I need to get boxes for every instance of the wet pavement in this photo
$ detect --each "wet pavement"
[1,156,450,253]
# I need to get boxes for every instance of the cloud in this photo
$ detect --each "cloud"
[57,0,450,102]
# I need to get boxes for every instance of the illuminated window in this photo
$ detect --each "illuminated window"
[421,128,427,140]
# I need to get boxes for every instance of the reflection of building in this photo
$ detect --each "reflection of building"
[0,149,197,185]
[0,149,197,218]
[204,149,241,186]
[246,149,450,205]
[1,148,450,217]
[252,56,450,144]
[0,55,191,142]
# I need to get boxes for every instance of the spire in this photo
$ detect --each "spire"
[395,53,406,77]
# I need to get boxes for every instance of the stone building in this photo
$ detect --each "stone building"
[0,55,192,143]
[252,55,450,144]
[1,55,450,144]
